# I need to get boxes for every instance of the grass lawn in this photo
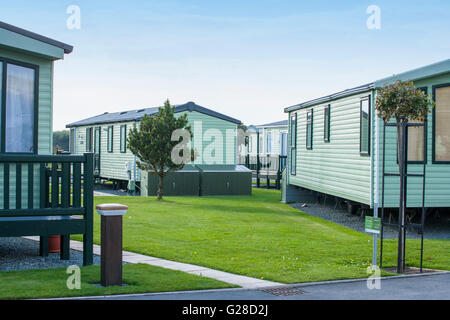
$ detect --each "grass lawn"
[0,263,233,299]
[75,189,450,284]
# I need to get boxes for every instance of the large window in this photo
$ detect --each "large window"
[306,110,313,150]
[0,59,38,153]
[406,87,427,163]
[107,125,114,153]
[324,105,330,142]
[360,97,370,155]
[120,124,127,153]
[290,113,297,175]
[433,84,450,162]
[266,132,272,154]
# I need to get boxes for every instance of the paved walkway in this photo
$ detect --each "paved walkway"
[24,237,280,289]
[80,272,450,300]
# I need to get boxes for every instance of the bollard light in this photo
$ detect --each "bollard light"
[95,203,128,286]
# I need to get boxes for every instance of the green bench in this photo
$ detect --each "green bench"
[0,153,94,266]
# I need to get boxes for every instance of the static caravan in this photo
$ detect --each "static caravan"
[67,101,245,191]
[243,120,288,157]
[0,21,93,264]
[284,59,450,210]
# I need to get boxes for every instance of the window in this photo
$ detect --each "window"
[85,127,93,152]
[94,127,101,153]
[433,84,450,162]
[0,59,38,153]
[407,87,427,163]
[281,132,288,156]
[324,105,330,142]
[266,132,272,154]
[306,110,313,150]
[290,113,297,175]
[259,134,263,154]
[360,97,370,155]
[107,126,113,152]
[120,125,127,153]
[70,128,75,153]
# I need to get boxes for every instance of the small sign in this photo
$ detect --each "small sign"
[365,216,381,234]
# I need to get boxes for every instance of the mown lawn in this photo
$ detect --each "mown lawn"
[75,189,449,284]
[0,263,233,299]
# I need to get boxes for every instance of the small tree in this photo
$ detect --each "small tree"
[375,80,433,273]
[375,80,433,172]
[127,100,195,200]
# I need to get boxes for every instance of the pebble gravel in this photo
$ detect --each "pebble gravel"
[290,199,450,239]
[0,237,100,272]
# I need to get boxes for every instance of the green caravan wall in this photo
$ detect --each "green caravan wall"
[71,110,238,182]
[0,47,54,209]
[373,72,450,208]
[187,111,237,165]
[73,121,139,182]
[288,91,373,205]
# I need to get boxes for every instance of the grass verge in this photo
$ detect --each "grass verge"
[72,189,449,284]
[0,263,234,299]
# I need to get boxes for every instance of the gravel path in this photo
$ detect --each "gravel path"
[0,237,101,272]
[290,199,450,239]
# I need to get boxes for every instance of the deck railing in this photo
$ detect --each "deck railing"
[0,153,94,215]
[239,154,287,189]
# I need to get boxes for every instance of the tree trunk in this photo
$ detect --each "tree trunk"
[157,174,164,200]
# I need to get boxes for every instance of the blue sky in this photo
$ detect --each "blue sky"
[2,0,449,130]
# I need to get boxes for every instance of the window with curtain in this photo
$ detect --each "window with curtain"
[360,98,370,155]
[407,119,425,162]
[407,88,427,163]
[2,62,36,153]
[120,125,127,153]
[107,126,114,152]
[306,110,313,150]
[434,85,450,162]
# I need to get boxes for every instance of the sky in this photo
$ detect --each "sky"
[1,0,450,130]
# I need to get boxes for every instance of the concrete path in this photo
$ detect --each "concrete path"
[80,272,450,300]
[24,237,280,289]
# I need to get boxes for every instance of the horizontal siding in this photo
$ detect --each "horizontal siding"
[73,121,139,181]
[289,91,372,205]
[187,111,237,165]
